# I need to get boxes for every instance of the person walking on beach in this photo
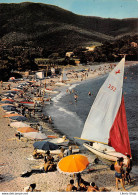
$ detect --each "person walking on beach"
[48,116,52,124]
[74,94,78,102]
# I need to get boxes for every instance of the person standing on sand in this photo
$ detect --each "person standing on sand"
[125,155,132,184]
[48,116,52,124]
[114,158,126,191]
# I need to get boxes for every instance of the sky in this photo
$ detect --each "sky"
[0,0,138,19]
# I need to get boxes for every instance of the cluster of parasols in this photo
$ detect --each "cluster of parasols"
[0,82,90,175]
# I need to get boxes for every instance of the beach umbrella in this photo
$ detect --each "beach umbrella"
[28,81,36,83]
[17,127,38,133]
[10,115,27,121]
[10,122,30,128]
[6,111,18,114]
[0,101,13,104]
[1,104,15,108]
[33,141,59,151]
[11,88,20,91]
[3,93,15,97]
[11,89,24,93]
[3,107,17,111]
[23,132,47,140]
[17,87,23,89]
[57,154,89,175]
[3,113,21,118]
[1,99,15,102]
[0,103,14,107]
[7,91,17,94]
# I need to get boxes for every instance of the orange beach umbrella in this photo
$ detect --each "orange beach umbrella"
[17,127,38,133]
[0,103,14,107]
[3,113,21,118]
[1,99,15,102]
[11,89,24,93]
[57,154,89,175]
[11,88,21,91]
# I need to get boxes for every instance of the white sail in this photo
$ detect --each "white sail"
[81,57,125,143]
[59,70,68,82]
[63,71,68,81]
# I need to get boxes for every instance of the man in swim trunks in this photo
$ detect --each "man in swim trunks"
[114,158,126,191]
[125,155,132,184]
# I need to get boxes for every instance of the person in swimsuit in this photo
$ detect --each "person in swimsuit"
[87,182,99,192]
[114,158,126,191]
[66,179,77,192]
[125,155,132,184]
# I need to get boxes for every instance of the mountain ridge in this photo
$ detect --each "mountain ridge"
[0,2,138,50]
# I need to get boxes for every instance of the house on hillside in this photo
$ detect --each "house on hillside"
[65,52,74,58]
[86,46,96,52]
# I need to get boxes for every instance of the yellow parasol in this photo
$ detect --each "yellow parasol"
[57,154,89,175]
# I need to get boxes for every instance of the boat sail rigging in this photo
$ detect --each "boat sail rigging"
[75,57,131,162]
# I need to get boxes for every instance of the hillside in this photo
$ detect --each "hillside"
[0,2,138,50]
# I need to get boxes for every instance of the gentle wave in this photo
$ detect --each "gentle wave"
[52,83,79,103]
[58,107,77,117]
[52,90,66,103]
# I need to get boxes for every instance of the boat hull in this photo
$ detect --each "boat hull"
[83,143,127,165]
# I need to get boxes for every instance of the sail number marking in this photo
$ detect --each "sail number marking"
[108,84,116,92]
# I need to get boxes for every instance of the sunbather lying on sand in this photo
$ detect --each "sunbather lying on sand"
[43,158,56,172]
[33,148,43,159]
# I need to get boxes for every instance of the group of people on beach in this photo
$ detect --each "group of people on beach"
[114,155,132,191]
[0,63,135,192]
[66,176,109,192]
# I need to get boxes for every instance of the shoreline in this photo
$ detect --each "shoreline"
[0,61,138,192]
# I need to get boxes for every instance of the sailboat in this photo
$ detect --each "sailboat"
[55,70,68,86]
[75,57,131,164]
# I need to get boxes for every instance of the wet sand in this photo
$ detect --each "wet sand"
[0,61,138,192]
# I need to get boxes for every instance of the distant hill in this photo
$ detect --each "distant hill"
[0,2,138,50]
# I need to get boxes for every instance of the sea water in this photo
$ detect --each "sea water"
[44,63,138,166]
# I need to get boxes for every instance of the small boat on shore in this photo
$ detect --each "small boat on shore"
[75,57,132,165]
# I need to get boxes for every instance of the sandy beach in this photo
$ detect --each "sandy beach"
[0,61,138,192]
